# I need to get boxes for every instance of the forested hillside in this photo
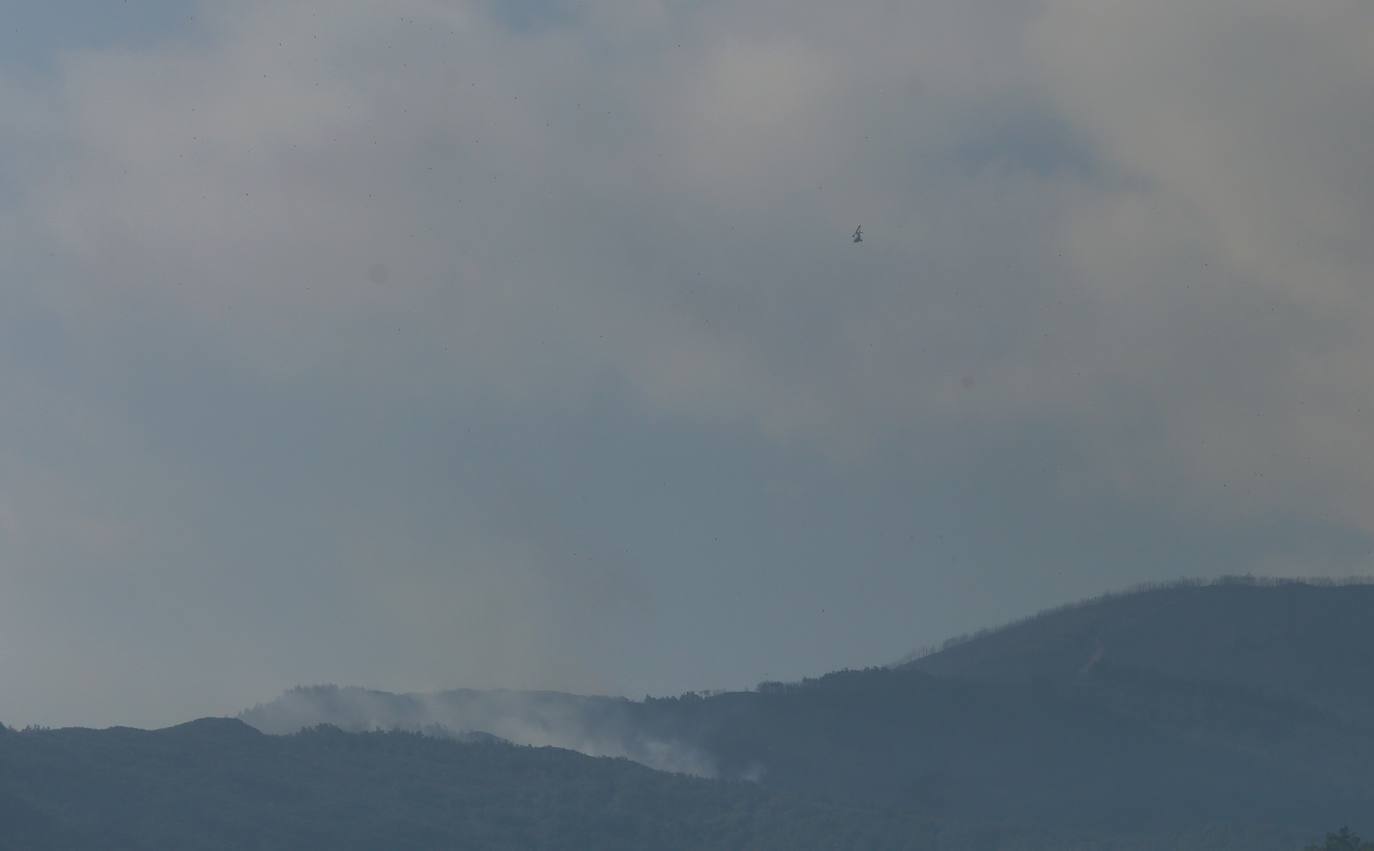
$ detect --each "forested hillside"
[905,579,1374,720]
[0,717,1352,850]
[231,580,1374,848]
[0,719,937,851]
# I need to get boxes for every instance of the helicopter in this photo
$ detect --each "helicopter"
[852,225,863,244]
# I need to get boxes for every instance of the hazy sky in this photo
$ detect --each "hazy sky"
[2,1,1372,728]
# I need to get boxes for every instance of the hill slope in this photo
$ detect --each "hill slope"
[0,719,936,851]
[904,579,1374,718]
[236,580,1374,847]
[0,716,1343,851]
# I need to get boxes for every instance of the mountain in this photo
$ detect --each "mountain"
[903,578,1374,720]
[0,718,937,851]
[0,716,1334,850]
[236,578,1374,848]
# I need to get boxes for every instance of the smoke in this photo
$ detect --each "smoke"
[240,685,720,778]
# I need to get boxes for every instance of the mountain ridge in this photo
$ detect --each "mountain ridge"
[228,578,1374,846]
[901,577,1374,720]
[9,578,1372,849]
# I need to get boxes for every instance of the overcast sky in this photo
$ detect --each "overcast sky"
[2,0,1372,729]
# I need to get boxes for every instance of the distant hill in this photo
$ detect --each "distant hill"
[235,579,1374,848]
[903,578,1374,719]
[0,716,1340,851]
[0,718,937,851]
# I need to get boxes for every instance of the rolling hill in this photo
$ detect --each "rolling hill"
[236,579,1374,847]
[0,718,937,851]
[904,578,1374,720]
[5,578,1372,849]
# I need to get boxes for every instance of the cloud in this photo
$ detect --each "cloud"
[1025,0,1374,527]
[8,0,1072,435]
[2,0,1373,725]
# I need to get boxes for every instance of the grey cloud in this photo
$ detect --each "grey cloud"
[1,0,1372,727]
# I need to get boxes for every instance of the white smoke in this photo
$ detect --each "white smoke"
[240,685,720,778]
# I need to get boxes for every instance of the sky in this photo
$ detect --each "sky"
[1,0,1373,729]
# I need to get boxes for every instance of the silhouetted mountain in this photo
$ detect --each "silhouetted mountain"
[234,579,1374,848]
[904,578,1374,720]
[0,719,937,851]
